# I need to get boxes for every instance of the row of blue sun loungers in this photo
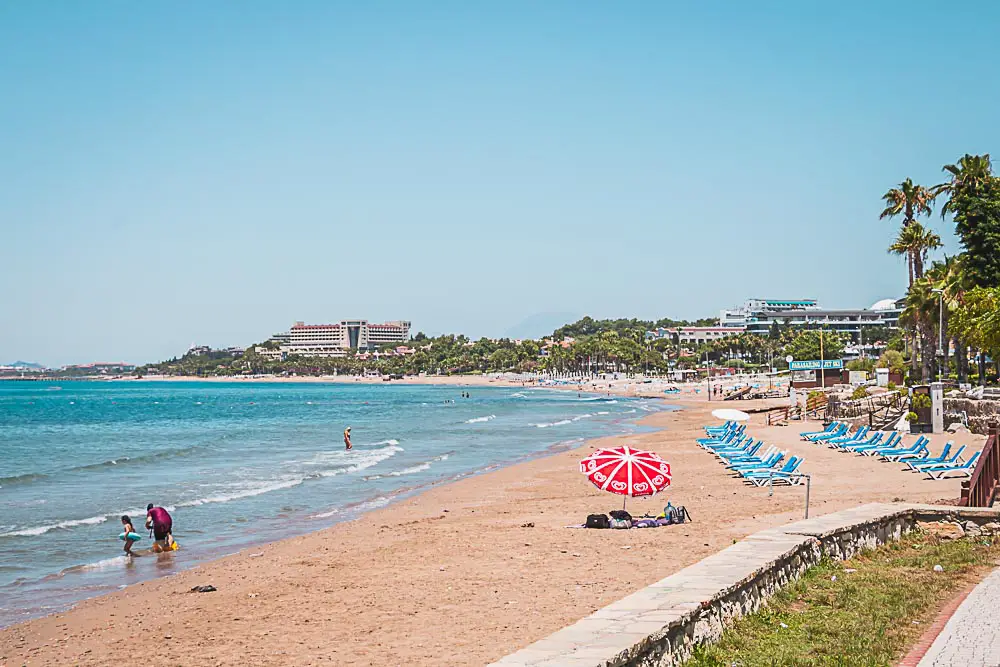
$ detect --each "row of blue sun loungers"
[799,422,981,479]
[699,423,805,487]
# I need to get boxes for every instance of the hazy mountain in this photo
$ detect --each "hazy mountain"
[6,361,45,369]
[503,312,582,340]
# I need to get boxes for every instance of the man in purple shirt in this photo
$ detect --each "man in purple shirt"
[145,503,174,548]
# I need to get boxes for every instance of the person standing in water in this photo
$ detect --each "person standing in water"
[344,426,352,450]
[145,503,174,548]
[121,515,137,557]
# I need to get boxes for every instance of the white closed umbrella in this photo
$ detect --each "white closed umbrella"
[711,408,750,422]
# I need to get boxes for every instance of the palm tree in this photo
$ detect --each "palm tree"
[881,179,936,291]
[888,222,942,285]
[935,153,994,217]
[890,222,942,377]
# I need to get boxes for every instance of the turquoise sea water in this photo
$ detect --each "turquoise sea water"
[0,380,670,626]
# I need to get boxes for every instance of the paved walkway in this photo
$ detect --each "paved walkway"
[917,566,1000,667]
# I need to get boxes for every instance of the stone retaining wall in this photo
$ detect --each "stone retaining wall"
[489,503,1000,667]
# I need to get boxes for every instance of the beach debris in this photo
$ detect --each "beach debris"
[779,622,788,629]
[844,568,857,574]
[249,552,264,558]
[831,575,837,582]
[521,522,534,528]
[621,545,632,550]
[248,593,258,598]
[190,585,217,593]
[933,564,944,573]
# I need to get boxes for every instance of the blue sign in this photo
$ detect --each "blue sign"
[789,359,843,371]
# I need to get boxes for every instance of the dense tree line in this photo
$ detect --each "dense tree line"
[883,153,1000,384]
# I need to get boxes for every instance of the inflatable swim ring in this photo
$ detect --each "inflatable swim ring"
[119,532,143,541]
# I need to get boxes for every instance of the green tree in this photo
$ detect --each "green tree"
[888,221,942,287]
[784,330,846,363]
[877,350,906,374]
[949,286,1000,384]
[935,154,1000,288]
[880,178,936,289]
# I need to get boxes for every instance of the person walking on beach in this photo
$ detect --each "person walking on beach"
[145,503,174,549]
[344,426,352,450]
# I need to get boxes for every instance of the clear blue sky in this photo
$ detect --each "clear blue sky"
[3,1,998,366]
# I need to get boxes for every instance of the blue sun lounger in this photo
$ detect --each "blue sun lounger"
[715,442,764,462]
[800,422,838,439]
[697,426,745,446]
[834,432,884,451]
[720,444,773,465]
[740,456,800,479]
[745,457,805,485]
[923,451,981,479]
[881,439,929,462]
[828,426,870,446]
[728,451,784,473]
[870,435,927,458]
[907,445,965,472]
[850,431,901,454]
[899,443,951,468]
[806,423,848,443]
[704,421,736,436]
[702,433,750,452]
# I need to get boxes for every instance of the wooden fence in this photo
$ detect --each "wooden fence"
[961,426,1000,508]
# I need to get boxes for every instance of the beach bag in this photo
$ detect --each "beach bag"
[609,518,632,529]
[663,503,691,525]
[609,510,633,522]
[666,505,691,524]
[586,513,610,529]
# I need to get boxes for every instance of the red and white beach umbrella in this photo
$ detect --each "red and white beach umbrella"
[579,445,671,503]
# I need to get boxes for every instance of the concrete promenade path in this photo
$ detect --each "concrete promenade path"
[916,566,1000,667]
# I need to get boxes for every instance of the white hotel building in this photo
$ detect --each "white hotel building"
[267,320,412,358]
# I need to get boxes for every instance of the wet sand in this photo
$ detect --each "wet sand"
[0,393,973,666]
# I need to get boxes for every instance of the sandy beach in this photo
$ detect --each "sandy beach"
[0,388,975,666]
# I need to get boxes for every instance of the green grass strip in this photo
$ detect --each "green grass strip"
[686,531,999,666]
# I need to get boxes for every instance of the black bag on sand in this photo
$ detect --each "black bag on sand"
[586,513,610,529]
[609,510,633,522]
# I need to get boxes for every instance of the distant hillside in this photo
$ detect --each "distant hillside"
[5,361,45,369]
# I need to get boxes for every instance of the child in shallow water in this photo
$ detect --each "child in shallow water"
[121,515,136,556]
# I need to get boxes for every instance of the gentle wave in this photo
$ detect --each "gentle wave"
[535,419,572,428]
[389,462,431,476]
[571,413,593,422]
[464,415,496,424]
[177,478,305,507]
[363,453,450,481]
[0,447,408,536]
[0,472,49,488]
[1,446,205,488]
[59,556,129,576]
[0,515,109,538]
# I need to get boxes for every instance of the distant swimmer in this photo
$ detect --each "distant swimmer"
[145,503,174,549]
[344,426,352,450]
